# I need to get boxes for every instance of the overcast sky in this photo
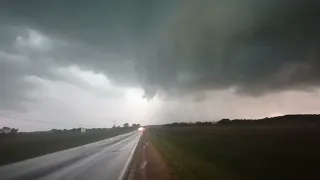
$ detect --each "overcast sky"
[1,0,319,131]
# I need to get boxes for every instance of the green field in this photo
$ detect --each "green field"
[149,126,320,180]
[0,128,134,166]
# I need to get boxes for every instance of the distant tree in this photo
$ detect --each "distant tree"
[179,122,188,126]
[123,123,129,128]
[216,119,231,125]
[9,128,18,134]
[132,124,141,128]
[2,127,11,133]
[172,122,179,126]
[51,129,58,133]
[70,128,82,132]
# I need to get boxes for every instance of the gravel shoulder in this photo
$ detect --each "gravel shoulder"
[127,131,175,180]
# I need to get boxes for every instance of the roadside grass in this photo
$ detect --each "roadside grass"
[149,132,228,180]
[0,128,133,166]
[149,126,320,180]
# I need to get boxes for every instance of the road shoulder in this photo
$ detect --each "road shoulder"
[127,131,176,180]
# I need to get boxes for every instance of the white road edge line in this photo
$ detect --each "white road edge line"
[140,161,147,170]
[118,132,141,180]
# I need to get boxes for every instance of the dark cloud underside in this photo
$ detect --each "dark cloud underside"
[0,0,320,104]
[139,0,320,97]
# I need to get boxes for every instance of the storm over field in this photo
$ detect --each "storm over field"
[0,0,319,131]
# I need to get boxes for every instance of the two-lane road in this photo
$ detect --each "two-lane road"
[0,131,141,180]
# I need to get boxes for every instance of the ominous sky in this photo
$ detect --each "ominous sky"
[0,0,319,131]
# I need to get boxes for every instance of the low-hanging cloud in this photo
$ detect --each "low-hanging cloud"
[0,0,320,110]
[139,0,320,98]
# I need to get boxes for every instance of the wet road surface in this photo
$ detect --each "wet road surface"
[0,131,141,180]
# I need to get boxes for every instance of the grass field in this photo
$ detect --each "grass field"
[0,128,133,166]
[149,125,320,180]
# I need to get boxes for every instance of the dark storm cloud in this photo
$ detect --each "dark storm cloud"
[0,0,178,86]
[0,0,174,51]
[139,0,320,97]
[0,0,177,109]
[1,0,320,107]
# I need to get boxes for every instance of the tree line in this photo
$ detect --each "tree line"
[50,123,141,133]
[164,114,320,127]
[0,127,19,134]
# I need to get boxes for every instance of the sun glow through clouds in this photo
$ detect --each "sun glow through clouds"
[125,88,147,107]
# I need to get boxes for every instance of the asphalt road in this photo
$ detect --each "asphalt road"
[0,131,141,180]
